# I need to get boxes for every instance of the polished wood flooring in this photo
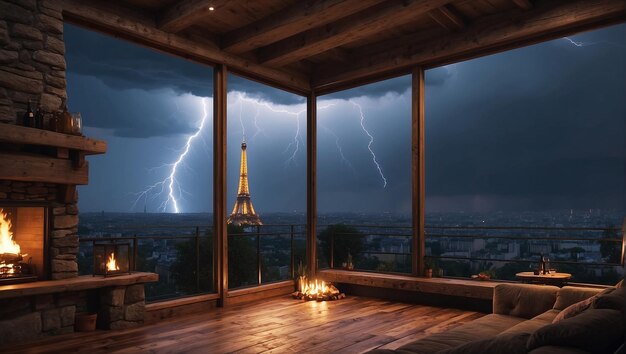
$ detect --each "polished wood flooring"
[7,296,485,354]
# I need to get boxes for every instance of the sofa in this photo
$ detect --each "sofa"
[369,282,625,354]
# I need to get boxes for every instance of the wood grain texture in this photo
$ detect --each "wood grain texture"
[3,295,484,353]
[0,123,107,155]
[0,153,89,185]
[158,0,231,32]
[314,0,626,93]
[0,273,158,299]
[258,0,450,66]
[60,0,310,95]
[222,0,385,54]
[318,269,498,300]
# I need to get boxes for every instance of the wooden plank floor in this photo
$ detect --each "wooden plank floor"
[6,296,485,354]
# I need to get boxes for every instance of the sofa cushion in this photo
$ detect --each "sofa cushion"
[527,308,624,353]
[553,297,596,323]
[435,332,530,354]
[502,309,559,334]
[493,284,559,319]
[592,286,625,312]
[394,314,525,354]
[553,286,607,311]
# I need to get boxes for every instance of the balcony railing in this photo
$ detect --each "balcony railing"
[78,221,625,302]
[78,224,306,302]
[320,222,624,284]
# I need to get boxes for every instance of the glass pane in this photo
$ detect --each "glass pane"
[66,23,215,300]
[425,24,626,285]
[317,75,412,274]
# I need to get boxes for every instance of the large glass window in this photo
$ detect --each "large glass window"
[226,76,306,289]
[66,24,214,300]
[317,76,412,273]
[425,24,625,284]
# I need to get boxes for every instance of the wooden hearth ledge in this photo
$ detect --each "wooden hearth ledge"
[0,272,158,300]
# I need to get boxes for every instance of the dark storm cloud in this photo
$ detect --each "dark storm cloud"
[425,24,626,210]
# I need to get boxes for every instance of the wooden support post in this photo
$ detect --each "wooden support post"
[213,64,228,306]
[412,68,426,276]
[306,91,317,278]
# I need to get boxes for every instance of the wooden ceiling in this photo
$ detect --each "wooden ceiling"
[59,0,625,95]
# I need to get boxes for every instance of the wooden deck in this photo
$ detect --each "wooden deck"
[6,295,485,354]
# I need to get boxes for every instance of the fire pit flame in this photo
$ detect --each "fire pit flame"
[106,253,120,272]
[292,277,345,301]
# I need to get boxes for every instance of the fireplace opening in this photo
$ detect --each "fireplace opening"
[0,206,48,284]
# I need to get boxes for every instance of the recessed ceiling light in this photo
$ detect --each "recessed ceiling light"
[209,6,215,11]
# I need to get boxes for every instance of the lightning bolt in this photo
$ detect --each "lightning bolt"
[350,100,387,188]
[562,36,626,48]
[320,124,356,174]
[235,92,336,165]
[132,97,209,213]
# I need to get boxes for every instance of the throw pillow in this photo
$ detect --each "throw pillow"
[436,333,530,354]
[592,286,625,312]
[552,287,614,323]
[528,308,623,354]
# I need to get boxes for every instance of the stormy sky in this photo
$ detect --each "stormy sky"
[64,23,625,215]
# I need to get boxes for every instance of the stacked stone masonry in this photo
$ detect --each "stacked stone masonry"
[0,0,66,123]
[99,284,147,330]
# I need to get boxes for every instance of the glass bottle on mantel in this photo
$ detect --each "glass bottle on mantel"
[49,111,60,132]
[34,106,44,129]
[60,101,73,134]
[23,100,35,127]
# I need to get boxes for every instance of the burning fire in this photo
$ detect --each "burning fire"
[293,276,345,301]
[106,252,120,272]
[0,209,25,275]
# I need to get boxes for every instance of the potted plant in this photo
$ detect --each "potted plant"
[74,301,97,332]
[424,260,434,278]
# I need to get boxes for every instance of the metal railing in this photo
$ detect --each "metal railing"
[78,224,306,301]
[322,222,625,283]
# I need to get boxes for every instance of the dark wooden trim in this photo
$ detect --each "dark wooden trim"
[146,293,220,310]
[411,68,425,276]
[0,153,89,185]
[306,92,317,278]
[428,5,466,32]
[221,0,385,54]
[158,0,230,33]
[258,0,449,67]
[621,217,626,265]
[313,0,626,92]
[213,64,228,306]
[0,123,107,155]
[318,269,497,300]
[0,273,158,299]
[60,0,311,96]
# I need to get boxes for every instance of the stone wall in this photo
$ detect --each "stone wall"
[0,180,79,280]
[0,0,66,123]
[0,292,77,343]
[99,285,147,330]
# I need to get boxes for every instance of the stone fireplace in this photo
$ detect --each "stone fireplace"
[0,0,158,345]
[0,203,49,284]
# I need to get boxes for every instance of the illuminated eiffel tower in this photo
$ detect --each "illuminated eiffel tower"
[227,140,263,226]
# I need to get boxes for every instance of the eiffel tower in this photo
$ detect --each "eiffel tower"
[227,140,263,226]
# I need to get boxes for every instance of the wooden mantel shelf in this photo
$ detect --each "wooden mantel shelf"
[0,272,158,299]
[0,123,107,155]
[317,269,499,300]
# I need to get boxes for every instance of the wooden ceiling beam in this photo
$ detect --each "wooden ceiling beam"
[158,0,230,33]
[428,4,466,31]
[313,0,626,93]
[59,0,311,95]
[512,0,533,11]
[257,0,452,67]
[222,0,386,55]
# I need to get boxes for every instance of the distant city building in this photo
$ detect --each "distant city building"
[227,140,263,226]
